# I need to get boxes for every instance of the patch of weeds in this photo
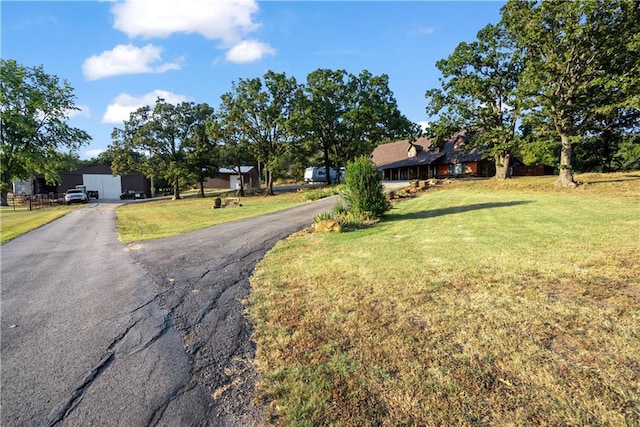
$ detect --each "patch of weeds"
[314,212,332,223]
[299,185,342,201]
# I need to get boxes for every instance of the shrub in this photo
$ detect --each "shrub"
[332,200,347,216]
[342,156,390,218]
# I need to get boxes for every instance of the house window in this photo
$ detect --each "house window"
[450,163,464,175]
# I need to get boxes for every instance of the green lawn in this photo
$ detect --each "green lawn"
[0,187,337,244]
[0,204,78,243]
[116,191,311,242]
[249,172,640,426]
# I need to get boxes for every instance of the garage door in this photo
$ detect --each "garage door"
[83,174,122,199]
[229,175,240,190]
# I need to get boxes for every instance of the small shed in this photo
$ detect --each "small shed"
[203,166,259,190]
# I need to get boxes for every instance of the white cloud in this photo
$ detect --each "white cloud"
[111,0,259,44]
[410,27,436,36]
[67,105,91,119]
[225,39,275,63]
[110,0,272,64]
[82,44,182,80]
[418,121,430,132]
[101,90,190,124]
[83,149,106,159]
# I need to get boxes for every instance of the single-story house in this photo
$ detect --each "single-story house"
[203,166,260,190]
[372,134,495,181]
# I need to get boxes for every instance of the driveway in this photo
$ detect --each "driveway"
[1,196,337,426]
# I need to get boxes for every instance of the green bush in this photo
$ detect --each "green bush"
[342,156,390,218]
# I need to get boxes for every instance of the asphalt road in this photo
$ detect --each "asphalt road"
[1,196,338,426]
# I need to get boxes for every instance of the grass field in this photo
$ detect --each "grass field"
[116,191,310,242]
[0,204,78,243]
[249,172,640,426]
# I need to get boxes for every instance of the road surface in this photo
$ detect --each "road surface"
[1,196,337,426]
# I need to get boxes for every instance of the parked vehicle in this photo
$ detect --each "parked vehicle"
[75,185,98,200]
[119,190,146,200]
[304,166,345,183]
[64,188,89,205]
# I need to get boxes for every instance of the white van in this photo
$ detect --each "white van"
[304,167,344,183]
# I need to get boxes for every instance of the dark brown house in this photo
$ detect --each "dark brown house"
[372,134,495,181]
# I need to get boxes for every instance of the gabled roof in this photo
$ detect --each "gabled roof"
[372,136,444,170]
[438,134,484,164]
[372,132,486,170]
[219,166,255,174]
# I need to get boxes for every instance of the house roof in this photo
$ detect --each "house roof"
[372,133,485,170]
[68,164,113,175]
[372,136,444,170]
[438,134,484,164]
[219,166,255,174]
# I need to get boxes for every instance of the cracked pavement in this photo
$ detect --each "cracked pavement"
[1,196,337,426]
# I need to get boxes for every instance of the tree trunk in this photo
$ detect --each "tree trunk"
[238,170,245,197]
[173,178,181,200]
[199,179,205,198]
[323,147,332,184]
[494,153,511,180]
[556,132,577,188]
[236,165,244,197]
[601,130,613,172]
[266,170,274,195]
[1,190,8,207]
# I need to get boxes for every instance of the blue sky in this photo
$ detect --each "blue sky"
[2,0,504,160]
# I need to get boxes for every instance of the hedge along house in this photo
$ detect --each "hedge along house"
[203,166,260,190]
[372,134,495,180]
[56,165,151,199]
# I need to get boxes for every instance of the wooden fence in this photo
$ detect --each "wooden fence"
[7,194,63,211]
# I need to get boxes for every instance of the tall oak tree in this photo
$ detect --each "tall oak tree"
[0,59,90,205]
[501,0,640,186]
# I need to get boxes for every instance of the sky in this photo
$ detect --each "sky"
[1,0,505,160]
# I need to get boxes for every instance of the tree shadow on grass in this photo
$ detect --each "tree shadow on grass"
[384,200,534,222]
[581,175,640,184]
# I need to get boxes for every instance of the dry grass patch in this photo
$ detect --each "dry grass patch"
[250,173,640,426]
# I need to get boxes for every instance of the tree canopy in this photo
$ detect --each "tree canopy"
[501,0,640,186]
[0,59,90,204]
[109,98,216,199]
[425,23,524,179]
[217,71,302,195]
[295,69,419,184]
